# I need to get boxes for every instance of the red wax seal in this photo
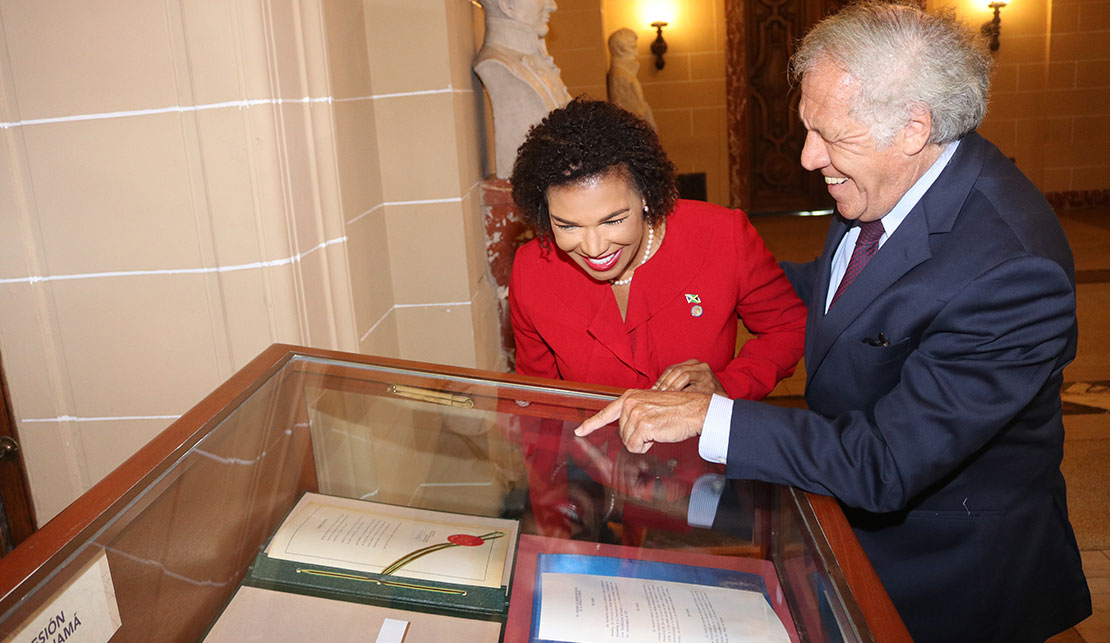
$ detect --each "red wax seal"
[448,534,484,547]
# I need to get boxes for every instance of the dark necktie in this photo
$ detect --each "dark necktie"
[830,219,885,307]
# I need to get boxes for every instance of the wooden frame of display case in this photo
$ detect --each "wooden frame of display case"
[0,344,910,642]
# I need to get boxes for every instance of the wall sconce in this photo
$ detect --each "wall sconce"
[981,1,1009,52]
[650,21,668,69]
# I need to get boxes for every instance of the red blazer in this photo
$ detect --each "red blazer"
[509,200,806,400]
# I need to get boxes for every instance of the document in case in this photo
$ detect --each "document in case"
[534,556,790,643]
[503,535,798,643]
[246,492,519,620]
[265,492,514,588]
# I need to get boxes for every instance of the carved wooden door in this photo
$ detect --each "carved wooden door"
[728,0,847,214]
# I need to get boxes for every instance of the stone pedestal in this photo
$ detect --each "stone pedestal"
[481,178,535,369]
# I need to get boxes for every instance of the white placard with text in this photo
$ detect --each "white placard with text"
[12,550,121,643]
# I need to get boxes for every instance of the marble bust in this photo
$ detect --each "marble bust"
[474,0,572,178]
[606,28,656,129]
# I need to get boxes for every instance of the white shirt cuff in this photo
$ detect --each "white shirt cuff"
[686,473,726,528]
[698,394,733,465]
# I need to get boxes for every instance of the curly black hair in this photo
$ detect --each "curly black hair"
[510,98,678,240]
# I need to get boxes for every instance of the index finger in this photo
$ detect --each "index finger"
[575,395,624,436]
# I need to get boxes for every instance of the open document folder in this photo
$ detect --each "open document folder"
[245,492,519,620]
[265,492,515,588]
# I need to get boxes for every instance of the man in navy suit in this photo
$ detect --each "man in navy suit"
[576,3,1092,641]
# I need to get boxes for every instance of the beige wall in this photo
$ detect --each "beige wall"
[360,0,502,372]
[547,0,608,100]
[552,0,1110,207]
[936,1,1110,194]
[545,0,729,206]
[0,0,499,525]
[604,0,729,207]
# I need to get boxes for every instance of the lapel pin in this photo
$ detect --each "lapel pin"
[690,305,703,317]
[685,294,701,303]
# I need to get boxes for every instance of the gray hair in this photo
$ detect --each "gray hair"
[792,1,992,146]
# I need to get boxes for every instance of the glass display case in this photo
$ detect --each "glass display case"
[0,344,909,642]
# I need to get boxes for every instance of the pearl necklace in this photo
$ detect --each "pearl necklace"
[611,224,655,287]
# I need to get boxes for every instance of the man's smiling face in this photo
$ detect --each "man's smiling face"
[798,61,922,223]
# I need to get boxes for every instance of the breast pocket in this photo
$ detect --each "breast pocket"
[848,335,911,365]
[841,336,913,401]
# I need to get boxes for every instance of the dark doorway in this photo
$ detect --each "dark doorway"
[677,172,708,202]
[0,351,36,555]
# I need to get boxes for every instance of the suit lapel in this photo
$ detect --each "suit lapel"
[623,204,709,332]
[540,245,642,373]
[808,208,933,375]
[585,302,638,371]
[804,216,850,372]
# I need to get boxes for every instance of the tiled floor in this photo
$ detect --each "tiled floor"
[751,207,1110,642]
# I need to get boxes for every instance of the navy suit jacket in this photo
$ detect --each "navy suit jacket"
[728,133,1091,641]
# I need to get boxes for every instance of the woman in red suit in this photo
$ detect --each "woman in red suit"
[509,99,806,398]
[505,100,806,542]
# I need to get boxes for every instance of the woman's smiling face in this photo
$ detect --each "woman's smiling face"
[546,169,650,283]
